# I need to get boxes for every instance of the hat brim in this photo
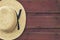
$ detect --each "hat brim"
[0,0,26,40]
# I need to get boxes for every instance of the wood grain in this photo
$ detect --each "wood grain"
[26,12,60,28]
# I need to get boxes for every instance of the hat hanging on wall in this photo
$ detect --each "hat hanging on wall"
[0,0,26,40]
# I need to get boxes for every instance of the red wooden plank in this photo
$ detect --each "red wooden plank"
[26,13,60,28]
[56,0,60,10]
[16,31,60,40]
[18,0,59,12]
[24,28,60,32]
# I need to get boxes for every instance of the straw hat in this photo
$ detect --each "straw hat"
[0,0,26,40]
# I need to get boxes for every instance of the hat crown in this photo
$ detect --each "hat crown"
[0,6,17,32]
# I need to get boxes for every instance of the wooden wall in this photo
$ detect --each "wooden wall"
[16,0,60,40]
[0,0,60,40]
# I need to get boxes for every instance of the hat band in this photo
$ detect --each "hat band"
[17,9,22,30]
